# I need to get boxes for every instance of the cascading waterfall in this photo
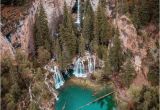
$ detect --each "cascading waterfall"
[45,52,97,87]
[87,53,96,73]
[44,60,65,89]
[53,66,65,89]
[44,74,59,100]
[73,52,96,77]
[73,57,87,77]
[75,0,81,25]
[88,57,94,73]
[93,55,96,72]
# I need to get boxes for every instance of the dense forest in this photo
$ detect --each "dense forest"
[1,0,159,110]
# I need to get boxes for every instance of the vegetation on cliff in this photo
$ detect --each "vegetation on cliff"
[1,0,159,110]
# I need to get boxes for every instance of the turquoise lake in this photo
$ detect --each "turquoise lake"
[55,84,117,110]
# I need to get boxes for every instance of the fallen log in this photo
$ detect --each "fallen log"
[76,91,115,110]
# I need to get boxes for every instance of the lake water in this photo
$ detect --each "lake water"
[55,84,116,110]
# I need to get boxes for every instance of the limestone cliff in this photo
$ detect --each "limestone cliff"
[1,0,40,58]
[0,32,15,60]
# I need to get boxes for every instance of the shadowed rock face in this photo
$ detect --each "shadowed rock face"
[42,0,64,36]
[0,32,15,60]
[1,0,40,59]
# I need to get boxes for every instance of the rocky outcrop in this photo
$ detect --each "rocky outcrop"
[10,0,40,55]
[0,32,15,60]
[42,0,64,36]
[117,15,149,86]
[1,0,40,59]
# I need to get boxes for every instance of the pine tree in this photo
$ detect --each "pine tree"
[121,59,136,88]
[103,49,112,77]
[90,36,99,54]
[128,0,135,14]
[96,1,113,45]
[147,61,159,86]
[116,0,130,15]
[78,34,85,56]
[100,0,107,8]
[37,47,51,66]
[94,1,112,58]
[82,0,94,46]
[132,5,140,29]
[139,1,151,27]
[134,86,159,110]
[59,2,77,69]
[150,0,159,24]
[34,4,52,52]
[109,29,124,73]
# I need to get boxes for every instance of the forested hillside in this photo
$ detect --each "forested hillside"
[1,0,159,110]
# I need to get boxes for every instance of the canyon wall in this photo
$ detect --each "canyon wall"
[1,0,40,59]
[1,0,65,58]
[0,32,15,60]
[0,0,116,59]
[42,0,64,36]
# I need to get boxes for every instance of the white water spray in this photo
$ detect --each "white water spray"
[53,66,65,89]
[73,57,87,77]
[73,52,96,77]
[75,0,81,25]
[44,60,65,89]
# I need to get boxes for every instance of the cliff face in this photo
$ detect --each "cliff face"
[1,0,65,58]
[0,32,15,60]
[115,12,158,87]
[1,0,40,58]
[42,0,64,36]
[11,1,40,54]
[117,15,149,86]
[1,0,158,83]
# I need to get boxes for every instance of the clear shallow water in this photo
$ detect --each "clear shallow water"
[55,85,116,110]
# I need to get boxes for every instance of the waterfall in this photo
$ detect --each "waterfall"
[87,53,96,73]
[53,66,65,89]
[75,0,81,25]
[88,57,94,73]
[44,61,65,89]
[29,85,33,102]
[73,52,96,77]
[44,74,59,100]
[93,55,96,71]
[73,57,87,77]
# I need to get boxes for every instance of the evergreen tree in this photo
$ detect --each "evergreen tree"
[94,0,112,54]
[138,1,151,27]
[34,4,51,52]
[150,0,159,24]
[54,38,62,66]
[78,34,85,56]
[131,5,140,29]
[59,2,77,69]
[37,47,51,66]
[147,61,159,86]
[103,49,112,77]
[121,0,129,14]
[109,29,124,73]
[100,0,107,8]
[94,4,108,45]
[121,59,136,88]
[82,0,94,46]
[134,86,159,110]
[90,36,99,54]
[127,0,135,14]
